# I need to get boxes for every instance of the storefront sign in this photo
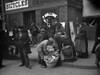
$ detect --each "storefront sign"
[5,0,28,11]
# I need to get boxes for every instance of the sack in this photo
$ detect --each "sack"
[62,45,73,59]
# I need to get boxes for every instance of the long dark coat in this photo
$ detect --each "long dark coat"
[14,30,31,54]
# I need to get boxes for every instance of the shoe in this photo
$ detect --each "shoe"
[0,65,5,69]
[26,65,32,69]
[91,50,95,54]
[19,64,25,67]
[0,65,5,67]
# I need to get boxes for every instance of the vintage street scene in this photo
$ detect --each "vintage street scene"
[0,0,100,75]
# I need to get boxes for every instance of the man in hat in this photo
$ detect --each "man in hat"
[14,26,31,69]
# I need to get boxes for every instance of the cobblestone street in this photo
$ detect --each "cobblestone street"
[0,40,100,75]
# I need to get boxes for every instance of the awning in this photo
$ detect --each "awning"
[83,0,100,25]
[83,0,100,17]
[83,16,100,24]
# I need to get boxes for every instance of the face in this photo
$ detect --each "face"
[51,20,57,25]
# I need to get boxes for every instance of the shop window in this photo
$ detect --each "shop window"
[7,13,22,30]
[23,11,36,29]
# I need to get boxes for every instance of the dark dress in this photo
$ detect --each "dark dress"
[75,26,88,58]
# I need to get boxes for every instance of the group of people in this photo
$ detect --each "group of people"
[1,20,100,69]
[0,26,32,69]
[36,22,89,68]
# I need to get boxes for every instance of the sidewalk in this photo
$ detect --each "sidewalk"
[29,40,97,69]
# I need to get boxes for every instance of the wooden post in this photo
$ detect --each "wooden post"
[1,0,6,30]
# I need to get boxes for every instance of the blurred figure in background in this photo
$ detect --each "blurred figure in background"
[75,23,88,58]
[37,28,48,44]
[95,44,100,67]
[92,23,100,53]
[29,22,40,45]
[0,29,7,69]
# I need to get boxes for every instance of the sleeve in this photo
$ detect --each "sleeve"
[53,41,59,52]
[37,43,45,58]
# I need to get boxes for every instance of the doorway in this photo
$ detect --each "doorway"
[23,11,36,29]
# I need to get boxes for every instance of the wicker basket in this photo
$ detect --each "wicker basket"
[44,55,59,68]
[45,57,59,68]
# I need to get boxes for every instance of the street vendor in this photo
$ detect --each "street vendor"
[37,37,60,68]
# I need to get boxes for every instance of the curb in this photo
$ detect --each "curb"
[30,58,97,69]
[62,62,97,69]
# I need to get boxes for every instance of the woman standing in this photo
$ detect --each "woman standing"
[75,23,88,58]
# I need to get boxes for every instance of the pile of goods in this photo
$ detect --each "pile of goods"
[62,45,73,59]
[44,45,59,67]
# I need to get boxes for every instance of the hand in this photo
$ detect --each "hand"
[44,56,48,60]
[98,37,100,40]
[41,56,44,59]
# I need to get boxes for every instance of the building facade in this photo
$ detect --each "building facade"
[4,0,82,36]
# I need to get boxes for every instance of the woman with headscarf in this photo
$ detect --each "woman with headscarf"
[75,23,88,58]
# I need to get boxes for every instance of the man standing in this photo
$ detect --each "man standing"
[15,26,31,69]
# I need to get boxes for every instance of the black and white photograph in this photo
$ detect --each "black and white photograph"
[0,0,100,75]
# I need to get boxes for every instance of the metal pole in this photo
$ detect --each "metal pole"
[1,0,6,30]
